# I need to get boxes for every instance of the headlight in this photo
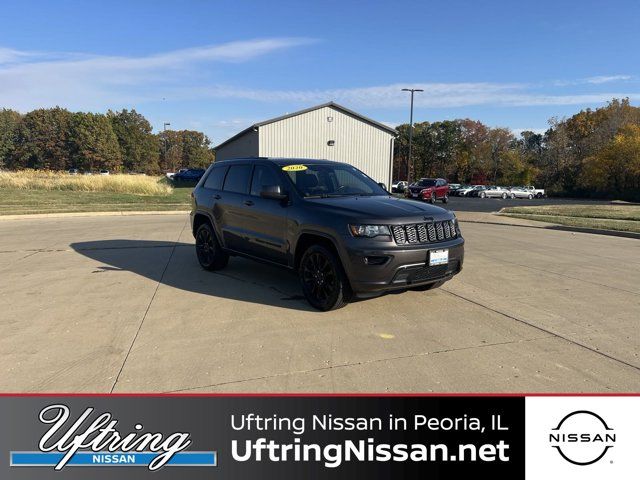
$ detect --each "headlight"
[349,224,391,238]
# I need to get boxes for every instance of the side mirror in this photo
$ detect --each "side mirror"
[260,185,288,200]
[378,182,388,191]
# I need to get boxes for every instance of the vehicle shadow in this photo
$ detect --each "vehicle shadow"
[70,239,317,312]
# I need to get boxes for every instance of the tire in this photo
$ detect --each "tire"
[195,222,228,271]
[510,193,515,199]
[528,194,533,199]
[480,192,486,198]
[442,194,449,204]
[299,245,351,311]
[430,194,436,204]
[502,192,507,199]
[411,280,445,292]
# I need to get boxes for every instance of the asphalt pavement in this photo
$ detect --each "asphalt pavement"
[0,213,638,393]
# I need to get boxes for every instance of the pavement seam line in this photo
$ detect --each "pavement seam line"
[109,218,189,393]
[441,288,640,373]
[163,335,555,393]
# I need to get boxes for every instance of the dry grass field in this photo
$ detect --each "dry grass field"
[0,170,172,195]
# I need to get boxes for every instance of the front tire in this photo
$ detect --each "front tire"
[299,245,350,311]
[195,223,228,271]
[502,192,507,199]
[528,194,533,199]
[480,192,486,198]
[430,194,436,204]
[442,194,448,204]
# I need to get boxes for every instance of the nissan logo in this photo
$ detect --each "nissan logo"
[548,410,615,465]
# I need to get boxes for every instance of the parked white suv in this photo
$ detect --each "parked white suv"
[523,186,545,198]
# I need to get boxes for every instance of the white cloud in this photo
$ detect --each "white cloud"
[185,83,640,109]
[0,38,316,111]
[554,74,632,86]
[0,40,637,118]
[584,75,632,84]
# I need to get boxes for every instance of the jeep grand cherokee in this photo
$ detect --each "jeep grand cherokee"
[190,158,464,311]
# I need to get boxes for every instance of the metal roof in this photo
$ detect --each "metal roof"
[214,102,397,150]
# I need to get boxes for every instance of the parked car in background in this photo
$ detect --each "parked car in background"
[509,187,535,199]
[68,168,78,175]
[392,180,408,193]
[455,185,477,196]
[448,183,462,194]
[468,185,488,197]
[406,178,449,203]
[172,168,206,185]
[482,186,511,198]
[524,185,546,198]
[99,170,110,175]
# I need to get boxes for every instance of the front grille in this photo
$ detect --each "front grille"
[406,260,460,284]
[392,220,457,245]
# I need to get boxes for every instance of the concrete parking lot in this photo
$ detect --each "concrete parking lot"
[0,213,638,393]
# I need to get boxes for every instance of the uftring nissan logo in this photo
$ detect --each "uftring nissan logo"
[548,410,615,465]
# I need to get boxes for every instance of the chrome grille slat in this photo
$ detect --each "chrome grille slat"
[427,223,436,241]
[391,220,457,245]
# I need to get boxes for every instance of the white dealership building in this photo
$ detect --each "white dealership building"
[214,102,397,187]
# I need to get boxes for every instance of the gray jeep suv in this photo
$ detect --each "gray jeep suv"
[191,158,464,311]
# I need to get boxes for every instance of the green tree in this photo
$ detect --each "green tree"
[70,113,122,172]
[12,107,73,170]
[0,109,22,169]
[580,124,640,199]
[158,129,214,171]
[107,109,159,174]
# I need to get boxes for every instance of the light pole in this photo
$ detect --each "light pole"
[401,88,423,184]
[163,122,171,171]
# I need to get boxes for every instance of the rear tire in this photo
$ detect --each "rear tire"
[502,192,507,199]
[430,194,436,204]
[442,194,449,204]
[195,223,228,271]
[528,194,533,199]
[299,245,351,311]
[480,192,486,198]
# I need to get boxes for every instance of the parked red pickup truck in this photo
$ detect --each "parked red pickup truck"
[406,178,450,204]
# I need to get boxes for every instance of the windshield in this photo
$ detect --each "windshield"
[417,179,437,187]
[283,163,387,198]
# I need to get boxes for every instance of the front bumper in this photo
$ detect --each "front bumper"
[340,236,465,294]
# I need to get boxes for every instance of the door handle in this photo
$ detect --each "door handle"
[243,200,254,206]
[213,194,221,200]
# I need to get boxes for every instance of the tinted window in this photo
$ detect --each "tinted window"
[418,179,437,187]
[203,166,227,190]
[250,165,280,196]
[223,165,252,194]
[284,163,386,198]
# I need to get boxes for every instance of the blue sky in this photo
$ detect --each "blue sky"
[1,0,639,144]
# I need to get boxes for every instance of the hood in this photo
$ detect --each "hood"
[304,195,451,222]
[409,184,434,191]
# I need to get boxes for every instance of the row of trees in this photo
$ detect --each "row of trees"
[0,108,214,174]
[394,98,640,200]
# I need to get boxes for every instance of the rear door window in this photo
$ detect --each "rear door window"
[203,166,227,190]
[223,165,252,194]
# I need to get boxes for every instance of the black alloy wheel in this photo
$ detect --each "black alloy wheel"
[299,245,350,311]
[195,223,228,271]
